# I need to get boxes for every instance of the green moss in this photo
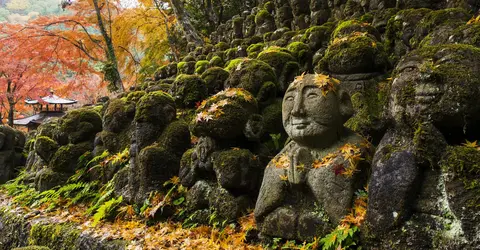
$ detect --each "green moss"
[177,61,196,74]
[319,33,387,74]
[287,42,312,64]
[134,91,175,123]
[359,13,374,23]
[224,58,244,72]
[99,130,131,154]
[171,74,208,108]
[215,42,229,51]
[257,47,295,66]
[154,65,168,79]
[125,91,146,103]
[399,44,480,120]
[29,223,80,250]
[195,60,209,74]
[12,246,51,250]
[255,9,272,24]
[138,144,179,186]
[36,120,58,139]
[287,42,310,55]
[247,43,265,58]
[225,59,277,96]
[410,8,470,48]
[103,98,135,133]
[224,48,238,61]
[231,39,243,48]
[441,146,480,207]
[256,81,277,104]
[332,19,378,39]
[263,32,273,42]
[49,142,93,173]
[201,67,230,95]
[157,120,191,157]
[303,23,335,39]
[182,55,196,62]
[282,31,298,40]
[180,148,194,172]
[257,48,298,89]
[384,8,432,53]
[261,98,284,134]
[345,80,389,134]
[192,89,258,139]
[25,138,36,153]
[58,108,102,144]
[214,147,259,168]
[34,136,58,162]
[264,1,274,12]
[92,105,103,115]
[209,56,223,67]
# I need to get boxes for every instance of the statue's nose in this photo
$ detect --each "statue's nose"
[291,94,306,117]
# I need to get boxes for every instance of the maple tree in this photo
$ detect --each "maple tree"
[0,21,104,125]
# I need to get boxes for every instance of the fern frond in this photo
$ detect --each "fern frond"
[92,196,123,226]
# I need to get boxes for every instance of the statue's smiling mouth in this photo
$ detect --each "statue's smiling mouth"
[291,118,310,129]
[415,84,442,104]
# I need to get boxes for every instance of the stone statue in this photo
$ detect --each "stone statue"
[179,88,266,222]
[366,45,480,249]
[254,74,372,241]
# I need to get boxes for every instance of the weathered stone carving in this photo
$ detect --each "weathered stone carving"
[254,74,371,241]
[366,44,480,249]
[179,89,265,222]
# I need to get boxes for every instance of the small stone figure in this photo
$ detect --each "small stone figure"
[179,88,265,222]
[254,74,371,241]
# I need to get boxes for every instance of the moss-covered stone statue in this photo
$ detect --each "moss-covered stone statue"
[117,91,191,203]
[254,74,372,241]
[366,45,480,249]
[255,8,276,35]
[27,108,102,191]
[318,20,388,93]
[179,89,265,222]
[224,59,278,105]
[257,47,300,93]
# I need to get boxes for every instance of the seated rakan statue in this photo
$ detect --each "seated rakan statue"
[254,74,372,241]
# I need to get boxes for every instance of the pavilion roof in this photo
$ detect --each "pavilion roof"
[13,112,65,126]
[25,94,77,105]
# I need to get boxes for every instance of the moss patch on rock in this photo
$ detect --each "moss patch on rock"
[225,59,277,96]
[171,74,208,108]
[201,67,229,96]
[34,136,58,163]
[57,108,102,144]
[134,91,175,123]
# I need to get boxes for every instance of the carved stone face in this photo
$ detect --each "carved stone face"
[390,45,480,128]
[283,74,353,148]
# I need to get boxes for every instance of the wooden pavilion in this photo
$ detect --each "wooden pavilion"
[13,90,77,131]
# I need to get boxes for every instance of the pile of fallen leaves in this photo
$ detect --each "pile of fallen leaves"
[0,191,262,250]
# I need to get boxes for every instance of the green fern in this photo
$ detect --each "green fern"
[69,182,99,205]
[92,196,123,226]
[87,179,115,215]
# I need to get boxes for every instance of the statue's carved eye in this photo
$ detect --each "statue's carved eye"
[307,92,318,98]
[402,66,416,73]
[286,96,294,101]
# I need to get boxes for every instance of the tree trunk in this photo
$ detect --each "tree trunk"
[153,0,179,62]
[6,79,14,127]
[169,0,204,46]
[204,0,219,32]
[92,0,124,93]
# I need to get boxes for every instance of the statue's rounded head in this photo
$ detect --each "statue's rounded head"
[391,45,480,130]
[282,73,354,148]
